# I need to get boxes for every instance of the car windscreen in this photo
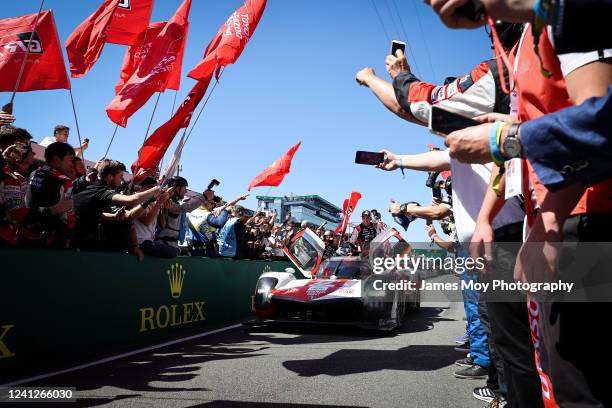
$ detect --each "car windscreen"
[316,259,362,279]
[288,236,319,271]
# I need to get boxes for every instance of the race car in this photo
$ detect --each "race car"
[251,227,421,331]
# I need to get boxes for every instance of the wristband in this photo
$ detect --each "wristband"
[395,156,404,169]
[141,196,156,209]
[489,122,505,166]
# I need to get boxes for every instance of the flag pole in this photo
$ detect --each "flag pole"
[133,91,162,179]
[68,87,85,161]
[171,90,178,115]
[143,92,162,144]
[3,0,45,114]
[182,67,225,147]
[103,124,119,159]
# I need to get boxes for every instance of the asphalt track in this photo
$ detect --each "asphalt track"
[24,276,485,408]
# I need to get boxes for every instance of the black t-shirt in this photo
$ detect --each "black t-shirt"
[234,219,248,259]
[74,181,116,245]
[25,165,74,244]
[357,223,378,249]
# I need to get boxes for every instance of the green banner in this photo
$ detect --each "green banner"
[0,248,290,383]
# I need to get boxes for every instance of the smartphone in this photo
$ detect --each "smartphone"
[355,151,385,166]
[391,40,406,57]
[456,0,485,22]
[429,106,480,137]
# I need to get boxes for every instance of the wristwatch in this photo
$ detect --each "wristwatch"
[502,123,522,159]
[399,203,407,214]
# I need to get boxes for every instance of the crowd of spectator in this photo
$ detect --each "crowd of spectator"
[0,123,370,262]
[354,0,612,407]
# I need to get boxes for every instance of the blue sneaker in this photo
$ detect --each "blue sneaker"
[454,331,469,344]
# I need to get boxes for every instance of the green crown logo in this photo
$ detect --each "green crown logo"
[263,265,271,273]
[167,263,186,299]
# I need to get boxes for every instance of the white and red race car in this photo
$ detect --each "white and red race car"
[252,228,421,331]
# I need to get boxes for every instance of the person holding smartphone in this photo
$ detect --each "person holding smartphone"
[357,29,548,407]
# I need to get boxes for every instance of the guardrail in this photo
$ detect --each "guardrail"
[0,248,290,384]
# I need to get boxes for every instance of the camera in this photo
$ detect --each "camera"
[426,172,452,205]
[207,179,220,190]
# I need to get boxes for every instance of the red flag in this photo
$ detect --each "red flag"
[0,10,70,91]
[65,0,119,78]
[106,0,154,45]
[131,74,213,180]
[247,141,301,191]
[115,21,183,94]
[107,0,192,127]
[188,0,267,80]
[335,192,362,235]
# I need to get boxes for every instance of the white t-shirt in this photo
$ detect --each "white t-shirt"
[441,150,524,243]
[134,206,157,244]
[39,136,57,147]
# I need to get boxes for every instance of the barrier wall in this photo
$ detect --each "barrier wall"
[0,249,290,384]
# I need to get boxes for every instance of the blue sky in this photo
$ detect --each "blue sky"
[2,0,493,242]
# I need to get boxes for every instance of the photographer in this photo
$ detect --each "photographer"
[188,192,249,257]
[217,205,250,259]
[0,142,34,246]
[155,176,207,254]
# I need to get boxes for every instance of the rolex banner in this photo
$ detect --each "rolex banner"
[0,248,290,384]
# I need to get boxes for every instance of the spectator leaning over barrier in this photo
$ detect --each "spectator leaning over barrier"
[0,141,34,246]
[72,157,97,194]
[155,176,206,255]
[24,142,76,248]
[217,205,251,259]
[188,192,249,257]
[73,160,160,250]
[0,125,32,173]
[132,177,174,258]
[39,125,88,158]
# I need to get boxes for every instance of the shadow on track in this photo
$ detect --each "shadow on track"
[185,402,369,408]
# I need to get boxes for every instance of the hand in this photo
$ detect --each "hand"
[51,198,74,215]
[469,219,495,266]
[238,194,249,201]
[474,112,518,124]
[355,67,375,86]
[114,207,127,221]
[445,122,493,164]
[80,139,89,150]
[425,0,486,29]
[0,111,16,125]
[385,49,409,79]
[425,224,437,238]
[376,149,400,171]
[479,0,535,23]
[514,212,562,287]
[133,246,145,262]
[389,199,402,216]
[157,191,170,204]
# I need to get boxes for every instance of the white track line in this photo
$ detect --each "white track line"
[1,323,242,387]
